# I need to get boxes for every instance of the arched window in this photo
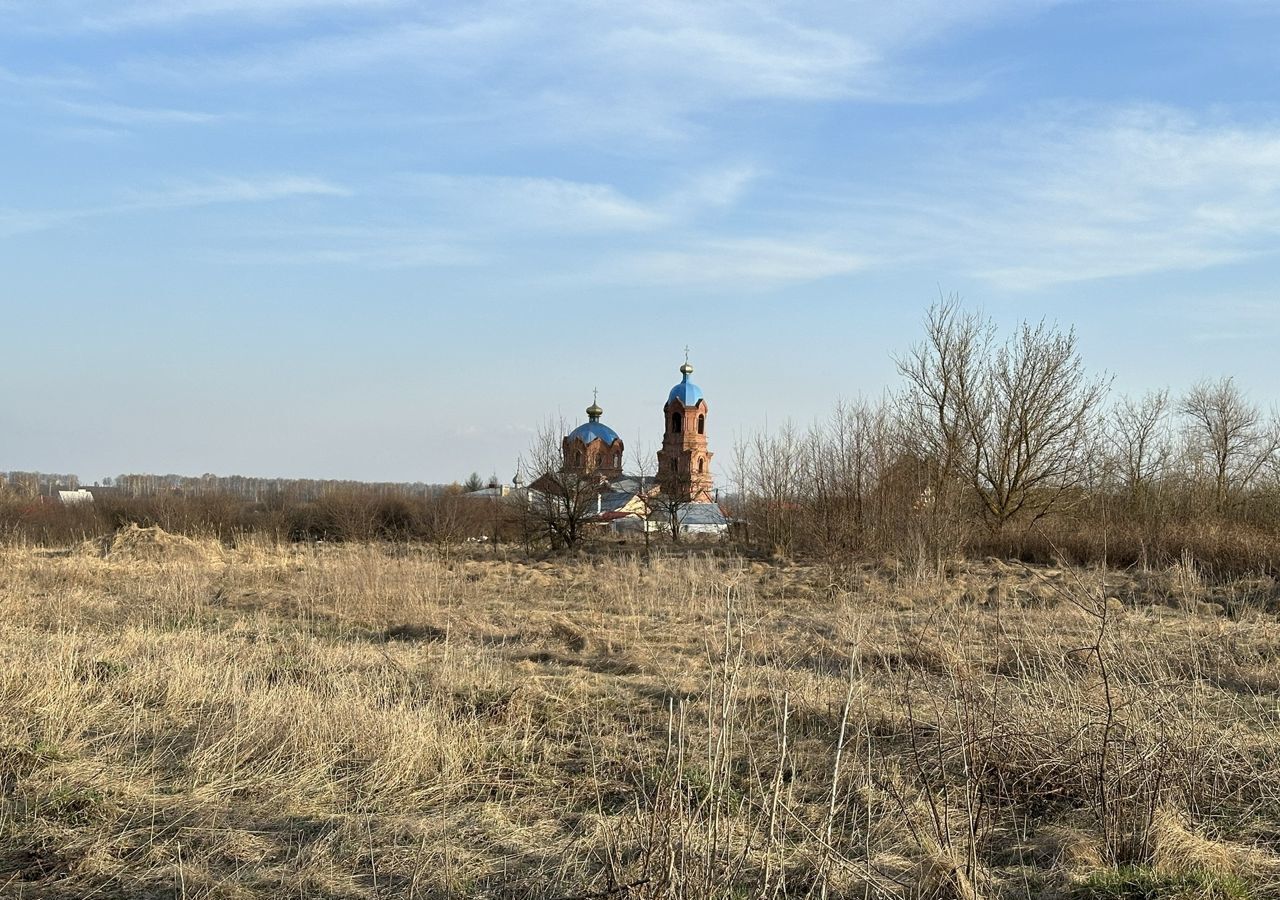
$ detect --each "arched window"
[614,451,621,468]
[697,414,705,435]
[697,458,705,474]
[672,413,682,433]
[573,449,583,467]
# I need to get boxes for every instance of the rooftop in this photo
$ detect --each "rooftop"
[567,421,621,446]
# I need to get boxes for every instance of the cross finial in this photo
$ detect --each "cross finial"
[593,386,599,404]
[683,345,691,363]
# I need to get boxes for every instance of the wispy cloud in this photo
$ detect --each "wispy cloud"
[41,0,410,31]
[121,175,348,208]
[805,106,1280,290]
[200,224,485,268]
[0,64,224,134]
[0,64,94,90]
[186,168,765,270]
[969,108,1280,288]
[105,1,1054,130]
[606,237,870,288]
[0,175,348,238]
[125,17,517,84]
[399,174,665,233]
[389,167,761,236]
[53,99,224,125]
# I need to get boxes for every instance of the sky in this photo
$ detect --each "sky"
[3,0,1280,484]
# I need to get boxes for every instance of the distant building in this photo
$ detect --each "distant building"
[525,356,730,538]
[644,501,730,536]
[57,489,94,505]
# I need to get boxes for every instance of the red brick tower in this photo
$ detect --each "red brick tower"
[657,356,713,502]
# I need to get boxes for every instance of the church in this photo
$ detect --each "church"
[556,357,730,536]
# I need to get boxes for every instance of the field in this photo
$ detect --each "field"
[3,528,1280,899]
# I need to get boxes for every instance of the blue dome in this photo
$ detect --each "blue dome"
[668,374,704,406]
[567,421,621,445]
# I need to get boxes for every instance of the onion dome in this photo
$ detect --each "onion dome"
[568,394,621,445]
[668,360,704,406]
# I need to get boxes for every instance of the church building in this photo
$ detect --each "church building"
[548,356,728,536]
[561,393,624,479]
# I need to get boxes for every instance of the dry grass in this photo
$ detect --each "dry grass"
[2,537,1280,898]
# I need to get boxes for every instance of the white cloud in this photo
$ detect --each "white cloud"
[200,225,485,267]
[385,166,761,237]
[54,99,224,125]
[610,237,869,288]
[968,108,1280,287]
[0,64,93,90]
[0,175,348,238]
[134,18,515,84]
[107,1,1056,118]
[402,174,664,233]
[594,19,873,102]
[33,0,410,31]
[121,175,349,208]
[672,166,762,212]
[810,107,1280,290]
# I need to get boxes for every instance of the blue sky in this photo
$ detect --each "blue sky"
[3,0,1280,484]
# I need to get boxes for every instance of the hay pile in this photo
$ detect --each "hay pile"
[79,524,220,563]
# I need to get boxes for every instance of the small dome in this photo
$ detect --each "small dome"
[586,401,604,420]
[668,361,704,406]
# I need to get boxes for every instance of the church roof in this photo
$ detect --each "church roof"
[567,421,621,445]
[568,393,622,446]
[668,362,704,406]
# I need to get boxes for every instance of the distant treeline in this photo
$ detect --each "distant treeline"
[0,486,509,547]
[729,300,1280,578]
[1,471,447,502]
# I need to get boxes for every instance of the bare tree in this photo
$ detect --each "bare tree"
[650,466,697,544]
[896,298,991,548]
[518,417,606,550]
[897,298,990,491]
[1106,389,1174,517]
[1179,377,1280,515]
[972,320,1110,532]
[317,488,381,541]
[627,442,657,554]
[422,489,487,553]
[898,300,1109,535]
[798,398,894,555]
[735,422,804,555]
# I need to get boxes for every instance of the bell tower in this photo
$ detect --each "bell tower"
[657,352,713,502]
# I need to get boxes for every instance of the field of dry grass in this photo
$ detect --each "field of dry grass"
[3,528,1280,898]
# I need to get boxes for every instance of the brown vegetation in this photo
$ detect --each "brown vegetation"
[731,300,1280,579]
[6,301,1280,896]
[3,537,1280,898]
